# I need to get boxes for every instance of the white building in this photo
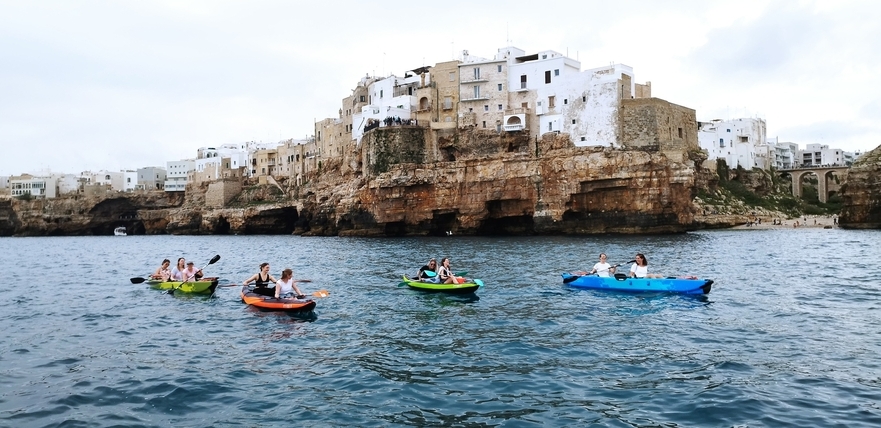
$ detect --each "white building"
[194,143,249,182]
[81,170,126,192]
[10,173,55,198]
[136,167,166,190]
[351,74,423,142]
[165,160,194,192]
[458,46,641,146]
[123,170,138,192]
[766,138,798,169]
[698,118,767,169]
[798,144,855,167]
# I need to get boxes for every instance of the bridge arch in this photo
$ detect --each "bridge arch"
[780,167,848,203]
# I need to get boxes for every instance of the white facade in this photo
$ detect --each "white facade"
[56,174,79,194]
[459,46,637,146]
[136,167,166,190]
[766,138,798,169]
[123,170,138,192]
[194,144,249,180]
[165,160,194,192]
[82,170,126,191]
[698,118,767,169]
[799,144,853,167]
[10,174,56,198]
[351,74,421,142]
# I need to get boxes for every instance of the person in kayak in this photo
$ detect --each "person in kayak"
[182,261,204,281]
[243,262,278,297]
[438,257,462,284]
[629,253,663,278]
[417,258,439,282]
[274,268,305,299]
[151,259,171,280]
[170,258,186,281]
[575,253,616,277]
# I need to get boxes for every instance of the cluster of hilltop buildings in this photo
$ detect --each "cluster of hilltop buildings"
[0,45,864,200]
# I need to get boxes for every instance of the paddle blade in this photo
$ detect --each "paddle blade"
[130,277,147,284]
[455,271,469,276]
[474,279,485,287]
[208,255,221,265]
[424,271,437,277]
[562,275,581,284]
[311,290,330,298]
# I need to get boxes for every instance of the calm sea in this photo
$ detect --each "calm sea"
[1,229,880,427]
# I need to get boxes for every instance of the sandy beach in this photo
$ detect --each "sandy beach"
[731,214,838,230]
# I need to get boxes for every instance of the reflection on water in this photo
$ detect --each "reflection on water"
[1,230,880,427]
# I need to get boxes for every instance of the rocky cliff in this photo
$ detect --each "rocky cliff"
[839,144,881,229]
[0,129,715,236]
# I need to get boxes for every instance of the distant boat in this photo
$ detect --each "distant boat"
[114,227,127,236]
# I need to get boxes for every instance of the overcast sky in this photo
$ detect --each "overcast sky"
[2,0,879,176]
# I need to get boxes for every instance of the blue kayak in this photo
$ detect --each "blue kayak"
[561,273,713,295]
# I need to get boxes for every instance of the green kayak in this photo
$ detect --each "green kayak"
[146,277,219,294]
[401,276,483,294]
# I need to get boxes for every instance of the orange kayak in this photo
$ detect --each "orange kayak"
[240,286,316,311]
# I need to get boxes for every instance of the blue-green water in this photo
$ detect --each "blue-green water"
[1,229,880,427]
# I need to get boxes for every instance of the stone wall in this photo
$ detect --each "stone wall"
[205,179,243,208]
[619,98,699,158]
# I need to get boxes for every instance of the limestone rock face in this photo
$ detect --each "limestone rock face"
[0,130,714,236]
[839,145,881,228]
[291,131,709,236]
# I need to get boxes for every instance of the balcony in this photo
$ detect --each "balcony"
[503,113,526,132]
[460,96,489,102]
[460,78,488,84]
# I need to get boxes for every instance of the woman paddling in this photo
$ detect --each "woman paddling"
[243,262,278,297]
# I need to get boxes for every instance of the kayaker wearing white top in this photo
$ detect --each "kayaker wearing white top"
[629,253,663,278]
[275,268,305,299]
[589,253,615,277]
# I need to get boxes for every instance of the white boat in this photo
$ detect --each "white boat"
[114,227,127,236]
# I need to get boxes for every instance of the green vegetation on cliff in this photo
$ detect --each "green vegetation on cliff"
[698,162,841,218]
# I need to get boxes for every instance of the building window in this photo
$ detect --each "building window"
[719,138,725,147]
[498,104,503,110]
[548,96,555,108]
[727,129,731,132]
[473,86,480,98]
[542,54,547,59]
[678,128,683,138]
[498,83,503,91]
[545,70,551,84]
[554,69,560,76]
[581,137,586,141]
[444,97,452,109]
[474,68,480,79]
[520,75,527,89]
[360,95,365,102]
[572,119,576,124]
[583,96,586,102]
[482,121,486,128]
[564,99,568,105]
[548,122,553,131]
[380,90,383,98]
[484,105,489,111]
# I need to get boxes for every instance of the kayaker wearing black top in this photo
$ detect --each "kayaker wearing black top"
[243,262,278,297]
[417,258,438,282]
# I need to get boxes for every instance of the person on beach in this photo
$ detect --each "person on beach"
[243,262,278,297]
[274,268,305,299]
[629,253,663,278]
[151,259,171,281]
